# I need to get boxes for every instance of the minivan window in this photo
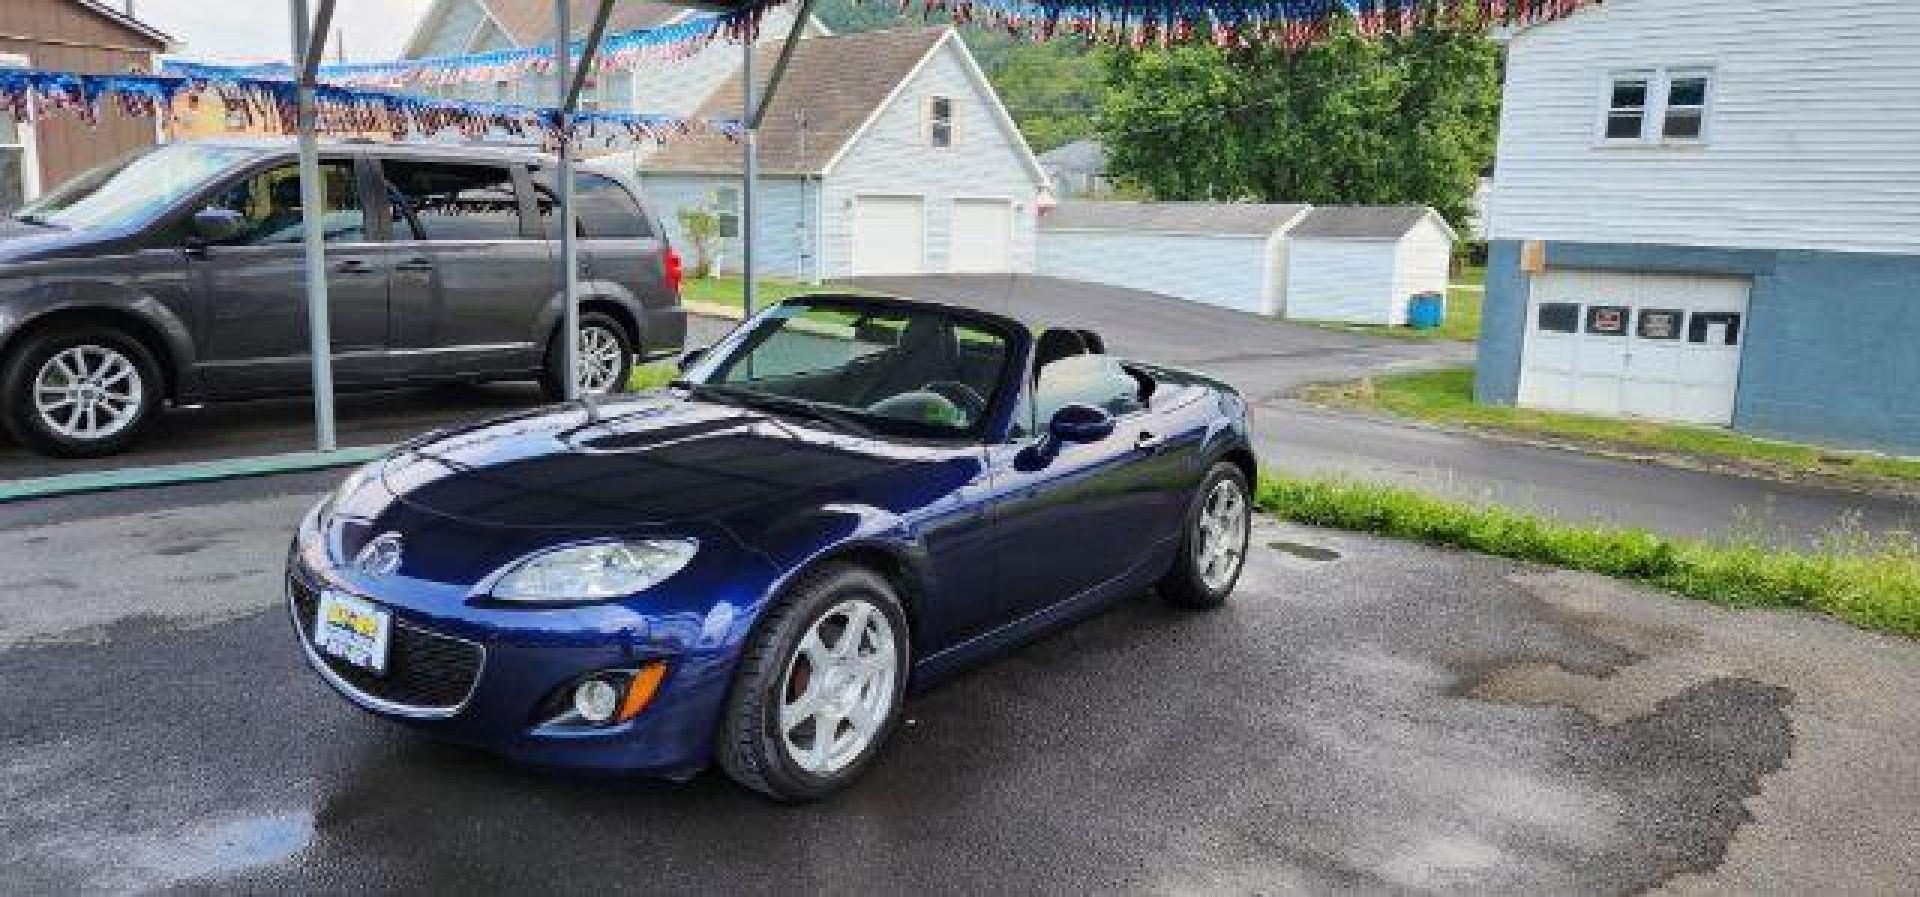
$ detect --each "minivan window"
[383,160,522,241]
[16,143,258,229]
[533,173,653,239]
[200,161,366,245]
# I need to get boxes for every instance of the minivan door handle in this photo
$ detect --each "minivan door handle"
[1135,431,1166,454]
[333,259,374,274]
[395,257,435,272]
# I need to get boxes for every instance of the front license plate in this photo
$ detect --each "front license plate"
[315,591,391,675]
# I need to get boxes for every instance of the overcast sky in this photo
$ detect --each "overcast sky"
[134,0,437,64]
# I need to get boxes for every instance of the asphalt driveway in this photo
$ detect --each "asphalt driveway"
[1,481,1914,893]
[853,276,1919,543]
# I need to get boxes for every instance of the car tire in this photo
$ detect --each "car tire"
[1157,462,1252,609]
[540,311,635,401]
[717,563,910,803]
[1,323,163,458]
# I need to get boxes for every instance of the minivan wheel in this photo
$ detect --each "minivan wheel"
[541,312,634,400]
[1,324,163,458]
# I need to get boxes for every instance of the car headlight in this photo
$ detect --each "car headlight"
[492,540,699,602]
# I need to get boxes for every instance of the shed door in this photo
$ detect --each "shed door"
[949,198,1013,273]
[1520,271,1749,425]
[852,195,926,276]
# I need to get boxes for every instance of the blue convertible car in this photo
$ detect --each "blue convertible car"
[288,294,1255,801]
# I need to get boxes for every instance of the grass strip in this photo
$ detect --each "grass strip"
[1256,475,1920,637]
[1305,368,1920,487]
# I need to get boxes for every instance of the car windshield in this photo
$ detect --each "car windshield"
[15,143,259,229]
[691,300,1015,440]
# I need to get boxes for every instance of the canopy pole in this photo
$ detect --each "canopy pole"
[291,0,338,451]
[741,36,757,316]
[742,0,817,312]
[553,0,616,403]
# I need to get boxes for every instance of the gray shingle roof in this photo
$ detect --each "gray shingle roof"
[479,0,688,45]
[643,27,951,175]
[1290,205,1441,240]
[1041,201,1309,236]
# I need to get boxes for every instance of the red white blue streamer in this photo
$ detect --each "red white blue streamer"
[894,0,1597,48]
[0,69,741,148]
[162,2,784,90]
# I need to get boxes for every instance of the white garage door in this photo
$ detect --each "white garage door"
[949,198,1013,273]
[1520,271,1749,425]
[852,196,925,276]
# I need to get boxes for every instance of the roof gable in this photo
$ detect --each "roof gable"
[1291,206,1453,241]
[643,26,951,175]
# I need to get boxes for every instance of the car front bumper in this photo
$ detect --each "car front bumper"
[285,557,752,780]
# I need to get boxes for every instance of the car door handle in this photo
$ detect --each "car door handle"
[1136,431,1166,454]
[395,258,435,272]
[333,259,374,274]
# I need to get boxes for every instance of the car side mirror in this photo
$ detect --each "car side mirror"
[1049,403,1115,444]
[678,346,708,372]
[191,208,245,245]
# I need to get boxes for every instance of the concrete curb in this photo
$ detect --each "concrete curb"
[0,446,390,505]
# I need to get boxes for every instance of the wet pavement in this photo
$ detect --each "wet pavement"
[3,495,1916,893]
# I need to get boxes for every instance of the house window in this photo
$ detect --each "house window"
[712,186,740,239]
[927,96,954,148]
[1605,74,1651,140]
[0,53,32,214]
[1663,72,1711,140]
[1602,69,1713,144]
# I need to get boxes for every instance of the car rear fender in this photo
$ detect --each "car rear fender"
[534,282,646,352]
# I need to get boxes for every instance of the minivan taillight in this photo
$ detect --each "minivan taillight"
[663,245,684,296]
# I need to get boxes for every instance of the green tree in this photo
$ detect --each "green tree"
[1098,16,1498,230]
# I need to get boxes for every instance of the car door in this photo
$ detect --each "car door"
[988,353,1166,621]
[188,154,392,395]
[378,156,548,378]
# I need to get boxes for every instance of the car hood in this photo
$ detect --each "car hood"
[0,218,113,264]
[378,393,919,530]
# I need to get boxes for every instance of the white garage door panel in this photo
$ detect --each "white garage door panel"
[950,199,1013,273]
[1519,271,1749,426]
[852,196,925,276]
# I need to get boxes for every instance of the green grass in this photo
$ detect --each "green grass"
[679,275,859,315]
[1304,367,1920,487]
[1293,273,1484,343]
[1258,475,1920,637]
[627,361,678,391]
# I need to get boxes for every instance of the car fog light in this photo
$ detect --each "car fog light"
[574,678,621,723]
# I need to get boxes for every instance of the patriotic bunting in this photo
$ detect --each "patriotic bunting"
[896,0,1596,50]
[0,68,742,149]
[162,2,784,91]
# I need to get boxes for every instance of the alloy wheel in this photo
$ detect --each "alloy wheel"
[576,324,626,395]
[1196,478,1249,592]
[33,345,145,441]
[779,599,898,776]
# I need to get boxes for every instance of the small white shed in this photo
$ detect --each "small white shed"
[1285,206,1457,326]
[1037,202,1310,315]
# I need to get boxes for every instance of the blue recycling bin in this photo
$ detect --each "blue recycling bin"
[1407,292,1446,330]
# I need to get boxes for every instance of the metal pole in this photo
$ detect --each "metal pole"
[554,0,579,401]
[291,0,337,451]
[742,36,757,316]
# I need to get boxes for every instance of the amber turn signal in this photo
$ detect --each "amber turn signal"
[616,661,669,723]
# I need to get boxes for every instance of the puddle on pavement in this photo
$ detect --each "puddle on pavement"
[144,812,315,885]
[1268,540,1342,562]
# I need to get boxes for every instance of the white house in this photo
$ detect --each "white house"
[1284,206,1457,326]
[1475,0,1920,454]
[1037,202,1309,316]
[633,26,1051,280]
